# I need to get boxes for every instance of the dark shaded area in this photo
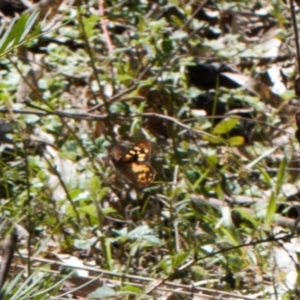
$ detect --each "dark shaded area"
[187,63,240,90]
[192,93,255,143]
[27,36,85,54]
[0,0,29,17]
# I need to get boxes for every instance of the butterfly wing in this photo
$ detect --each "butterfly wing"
[129,162,155,187]
[122,139,152,163]
[110,140,155,187]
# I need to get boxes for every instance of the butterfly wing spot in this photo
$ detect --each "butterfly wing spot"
[138,173,148,183]
[133,146,149,153]
[131,162,150,173]
[123,143,151,162]
[137,153,147,162]
[124,152,135,160]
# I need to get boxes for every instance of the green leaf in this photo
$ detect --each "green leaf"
[227,136,245,146]
[98,187,110,201]
[19,10,39,44]
[12,13,29,47]
[0,10,39,54]
[275,155,287,195]
[78,204,97,218]
[122,285,142,293]
[105,238,113,271]
[219,227,240,246]
[162,39,173,54]
[117,74,133,81]
[127,225,161,244]
[82,15,100,39]
[192,169,209,189]
[158,259,169,274]
[0,17,18,52]
[256,165,272,188]
[171,252,189,269]
[203,134,225,144]
[212,118,239,135]
[265,193,277,225]
[233,208,259,226]
[89,176,102,195]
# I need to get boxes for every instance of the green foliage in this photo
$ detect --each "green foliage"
[0,0,298,299]
[0,11,40,55]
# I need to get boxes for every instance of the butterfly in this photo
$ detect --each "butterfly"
[110,139,155,187]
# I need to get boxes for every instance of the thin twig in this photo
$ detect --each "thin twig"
[16,254,269,300]
[99,0,113,55]
[0,108,294,140]
[87,62,152,112]
[8,58,99,173]
[76,6,110,115]
[0,107,221,140]
[43,153,81,227]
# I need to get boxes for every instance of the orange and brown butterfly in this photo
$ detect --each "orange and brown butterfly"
[110,139,155,187]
